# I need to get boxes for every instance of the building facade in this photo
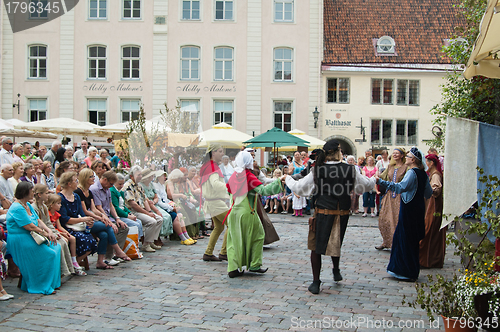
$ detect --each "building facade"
[1,0,323,149]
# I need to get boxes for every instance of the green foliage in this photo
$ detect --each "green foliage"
[404,167,500,321]
[429,0,500,150]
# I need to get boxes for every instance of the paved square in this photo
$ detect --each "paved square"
[0,214,459,331]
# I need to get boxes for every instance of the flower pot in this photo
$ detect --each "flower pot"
[441,316,477,332]
[474,292,500,332]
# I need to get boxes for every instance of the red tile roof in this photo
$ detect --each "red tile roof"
[323,0,465,65]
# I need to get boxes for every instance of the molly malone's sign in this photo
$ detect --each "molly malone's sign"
[83,83,144,94]
[176,84,237,94]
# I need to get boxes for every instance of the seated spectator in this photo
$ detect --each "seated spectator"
[74,168,129,267]
[0,138,14,166]
[0,229,12,300]
[33,184,86,277]
[186,167,208,237]
[12,144,24,164]
[64,146,74,161]
[9,162,23,193]
[89,170,132,263]
[122,166,163,252]
[6,182,61,294]
[91,160,108,182]
[54,147,66,169]
[84,147,98,168]
[54,160,72,193]
[140,169,173,246]
[20,163,37,185]
[280,185,293,214]
[219,155,234,183]
[110,150,123,168]
[99,149,112,170]
[110,173,144,240]
[41,161,56,191]
[32,158,43,184]
[265,169,283,214]
[0,164,14,203]
[58,172,98,268]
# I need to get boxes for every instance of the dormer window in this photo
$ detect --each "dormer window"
[377,36,395,54]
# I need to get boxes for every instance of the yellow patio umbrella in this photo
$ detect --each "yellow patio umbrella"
[278,129,326,151]
[464,0,500,79]
[198,122,253,148]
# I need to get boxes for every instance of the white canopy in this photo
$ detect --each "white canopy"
[198,122,253,148]
[14,118,99,136]
[278,129,326,151]
[0,119,57,141]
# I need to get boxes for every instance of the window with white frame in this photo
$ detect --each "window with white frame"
[88,99,107,126]
[371,119,393,145]
[182,0,200,20]
[122,46,140,79]
[214,100,233,125]
[396,120,418,145]
[396,79,420,106]
[214,47,233,81]
[327,78,349,103]
[215,0,233,20]
[89,0,107,19]
[274,48,293,82]
[28,45,47,79]
[28,99,47,122]
[371,78,393,104]
[123,0,141,19]
[180,100,200,131]
[274,0,293,22]
[88,46,106,79]
[121,99,141,122]
[274,101,292,132]
[29,0,49,19]
[181,46,200,80]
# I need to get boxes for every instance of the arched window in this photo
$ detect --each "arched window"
[377,36,395,54]
[88,45,107,79]
[28,45,47,79]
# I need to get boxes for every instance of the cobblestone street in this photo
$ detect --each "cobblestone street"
[0,213,460,331]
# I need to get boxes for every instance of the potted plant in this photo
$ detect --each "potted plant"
[404,169,500,331]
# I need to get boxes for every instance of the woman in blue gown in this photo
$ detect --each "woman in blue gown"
[376,147,432,281]
[6,182,61,294]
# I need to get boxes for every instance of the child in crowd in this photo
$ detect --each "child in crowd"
[292,191,306,217]
[47,194,86,276]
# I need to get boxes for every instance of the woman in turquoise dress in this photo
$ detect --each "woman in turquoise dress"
[225,151,284,278]
[6,182,61,295]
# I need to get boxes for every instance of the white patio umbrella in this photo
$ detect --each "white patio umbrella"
[278,129,326,151]
[198,122,253,148]
[464,0,500,79]
[14,118,99,136]
[0,119,57,141]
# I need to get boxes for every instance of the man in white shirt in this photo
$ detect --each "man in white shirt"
[0,138,14,166]
[375,149,390,173]
[73,140,88,164]
[43,140,61,172]
[0,164,14,205]
[219,155,234,183]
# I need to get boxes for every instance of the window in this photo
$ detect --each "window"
[123,0,141,19]
[181,46,200,80]
[28,45,47,79]
[327,78,349,103]
[397,79,420,106]
[371,79,393,104]
[29,0,49,19]
[214,100,233,125]
[122,46,140,80]
[396,120,418,145]
[215,0,233,20]
[274,0,293,22]
[28,99,47,122]
[371,119,392,145]
[180,100,200,131]
[274,101,292,132]
[88,99,107,126]
[121,99,141,122]
[89,0,107,19]
[182,0,200,20]
[274,48,293,82]
[377,36,395,54]
[88,46,106,79]
[214,47,233,81]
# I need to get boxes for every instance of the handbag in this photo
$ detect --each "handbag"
[67,222,87,232]
[255,196,280,245]
[30,230,48,245]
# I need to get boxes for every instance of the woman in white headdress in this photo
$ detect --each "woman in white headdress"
[225,151,285,278]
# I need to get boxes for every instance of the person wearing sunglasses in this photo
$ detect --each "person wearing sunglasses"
[0,138,14,166]
[374,147,432,282]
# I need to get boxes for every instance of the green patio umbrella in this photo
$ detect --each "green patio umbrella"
[244,127,310,168]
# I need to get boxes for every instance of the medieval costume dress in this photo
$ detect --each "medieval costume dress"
[378,158,432,281]
[225,151,283,277]
[419,155,445,268]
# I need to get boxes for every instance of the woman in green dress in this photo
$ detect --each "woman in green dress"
[225,151,285,278]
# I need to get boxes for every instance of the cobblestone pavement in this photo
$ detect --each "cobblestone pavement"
[0,213,460,331]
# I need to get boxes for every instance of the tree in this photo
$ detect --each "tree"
[430,0,500,150]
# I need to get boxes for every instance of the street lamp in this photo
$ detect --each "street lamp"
[313,107,320,128]
[13,93,20,114]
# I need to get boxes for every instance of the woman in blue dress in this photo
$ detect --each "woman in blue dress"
[6,182,61,295]
[375,147,432,281]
